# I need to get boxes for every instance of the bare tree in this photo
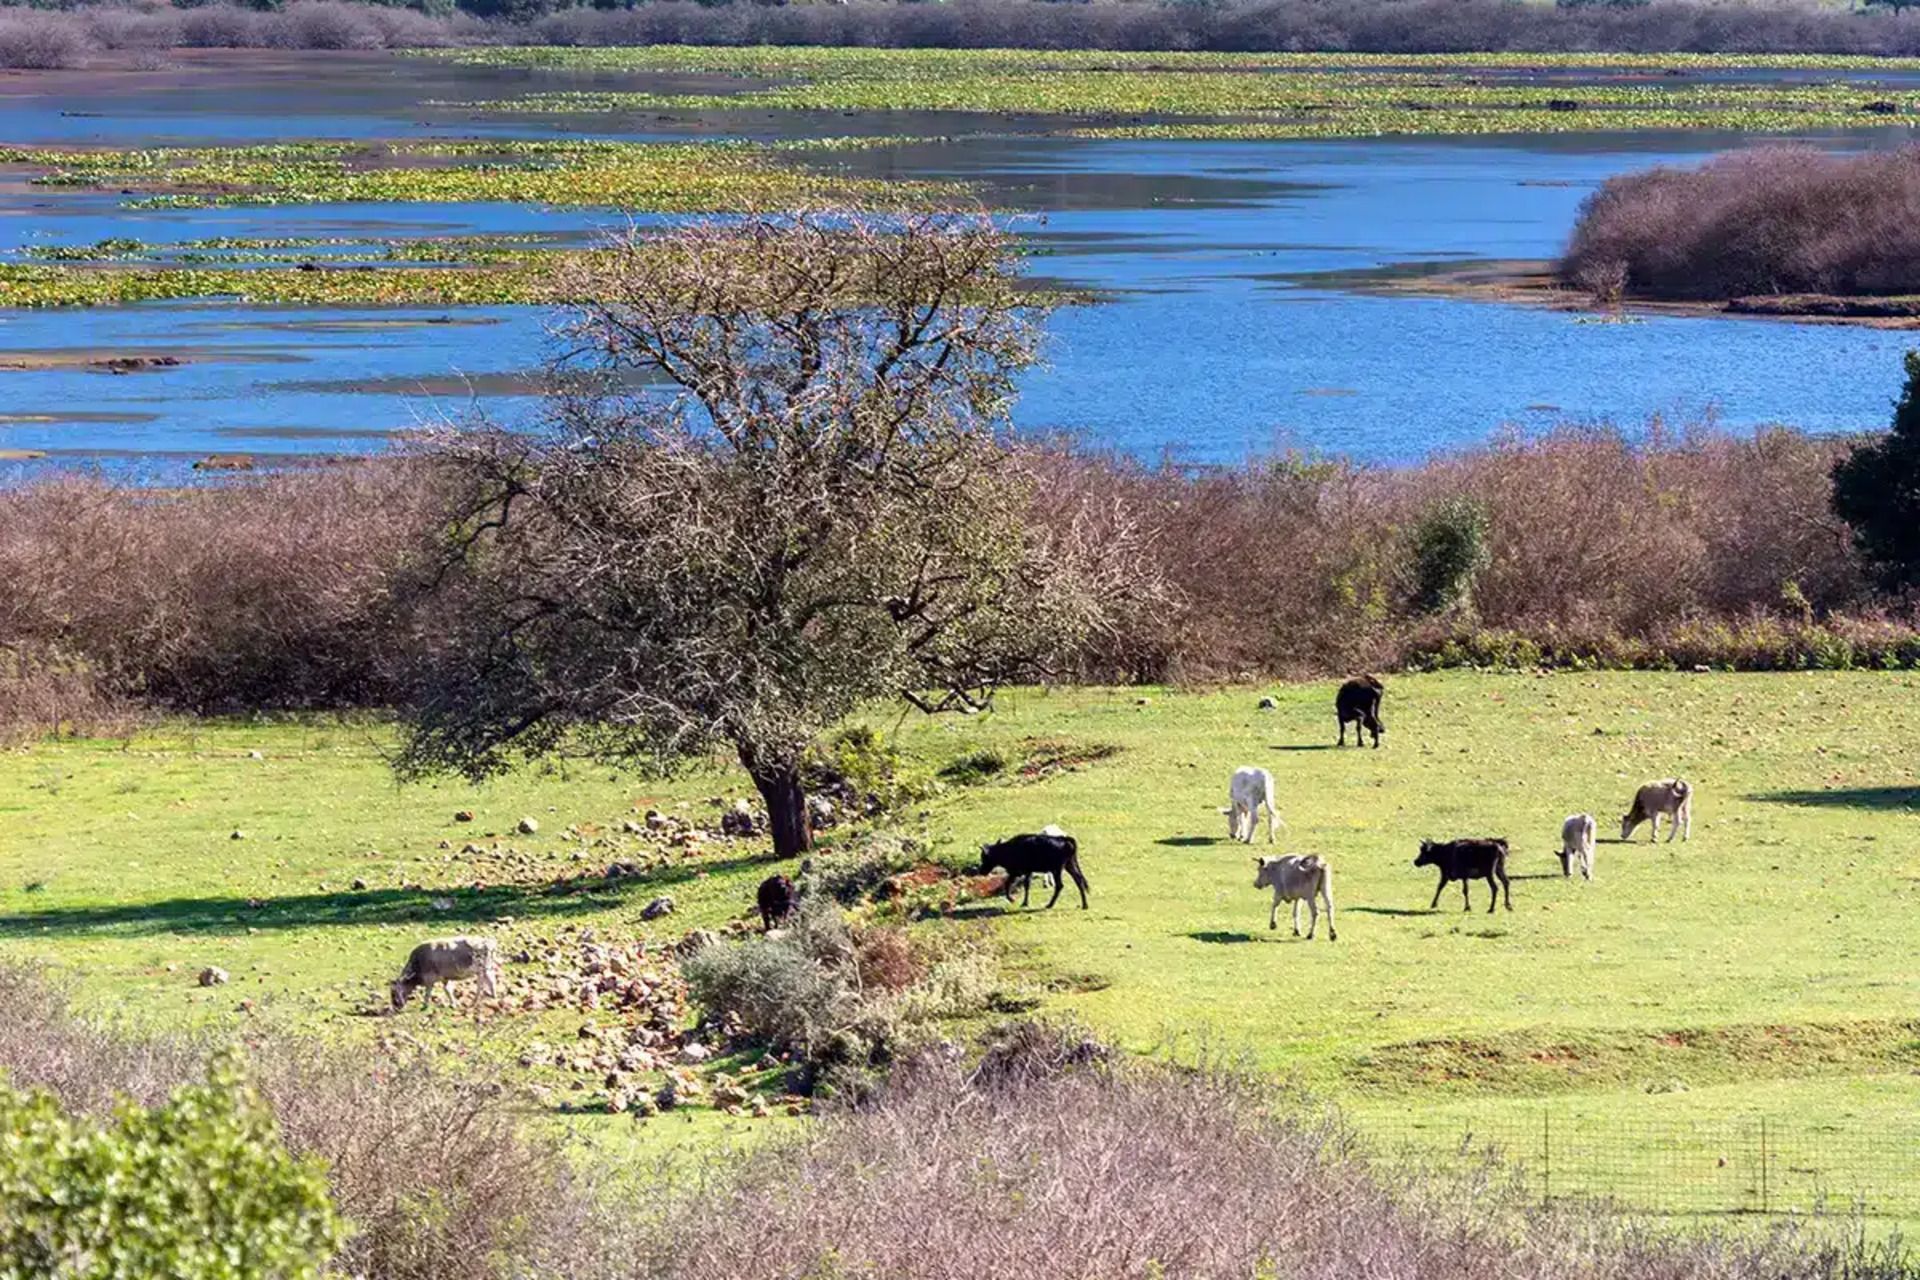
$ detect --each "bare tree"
[396,213,1098,858]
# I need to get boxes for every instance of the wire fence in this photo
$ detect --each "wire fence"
[1361,1111,1920,1221]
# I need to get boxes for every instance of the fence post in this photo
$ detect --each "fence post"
[1760,1117,1770,1215]
[1542,1108,1551,1205]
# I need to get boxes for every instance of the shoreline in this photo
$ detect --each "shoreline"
[1330,259,1920,330]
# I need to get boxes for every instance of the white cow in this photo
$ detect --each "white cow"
[1253,855,1336,942]
[1559,813,1596,881]
[391,936,500,1013]
[1221,766,1283,844]
[1620,779,1692,843]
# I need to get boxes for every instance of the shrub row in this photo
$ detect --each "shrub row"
[14,0,1920,66]
[2,422,1902,735]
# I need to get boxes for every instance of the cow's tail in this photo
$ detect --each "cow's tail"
[1674,780,1691,801]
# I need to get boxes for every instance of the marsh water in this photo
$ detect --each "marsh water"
[5,52,1919,476]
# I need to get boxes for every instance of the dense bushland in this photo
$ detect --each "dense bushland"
[13,0,1920,66]
[1562,146,1920,302]
[2,422,1902,736]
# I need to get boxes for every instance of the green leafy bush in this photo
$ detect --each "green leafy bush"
[1833,350,1920,596]
[938,747,1009,785]
[1410,497,1493,615]
[803,726,940,818]
[806,831,924,906]
[0,1049,345,1279]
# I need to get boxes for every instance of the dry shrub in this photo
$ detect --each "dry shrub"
[0,464,436,714]
[1563,146,1920,300]
[269,1,386,50]
[0,12,91,68]
[637,1048,1894,1280]
[0,963,612,1280]
[0,644,143,744]
[853,925,920,994]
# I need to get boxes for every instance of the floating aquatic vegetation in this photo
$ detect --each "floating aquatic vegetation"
[417,45,1920,138]
[0,139,959,211]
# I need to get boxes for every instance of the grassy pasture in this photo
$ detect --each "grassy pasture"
[5,671,1920,1218]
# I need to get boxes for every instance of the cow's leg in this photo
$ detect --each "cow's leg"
[1068,861,1090,910]
[1321,884,1337,942]
[1558,848,1571,877]
[1044,868,1066,910]
[1266,803,1277,844]
[1269,891,1280,931]
[1682,801,1691,841]
[1460,879,1472,911]
[1291,897,1302,937]
[1496,868,1511,912]
[1430,877,1447,910]
[1021,875,1034,908]
[1338,719,1347,747]
[1302,896,1315,939]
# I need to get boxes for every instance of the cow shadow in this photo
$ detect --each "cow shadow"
[1187,930,1256,944]
[1751,786,1920,811]
[1345,906,1428,917]
[1157,836,1218,847]
[1271,744,1336,752]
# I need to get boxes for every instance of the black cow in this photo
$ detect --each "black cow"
[1336,675,1385,748]
[980,834,1090,910]
[756,874,797,932]
[1415,838,1511,913]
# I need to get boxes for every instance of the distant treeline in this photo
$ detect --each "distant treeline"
[12,0,1920,66]
[4,422,1912,737]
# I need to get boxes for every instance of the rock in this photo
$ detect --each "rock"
[644,810,667,830]
[517,817,540,835]
[640,895,676,921]
[230,830,246,840]
[1862,99,1900,115]
[806,795,836,827]
[1257,696,1278,710]
[430,897,454,911]
[1545,98,1582,112]
[1135,696,1151,706]
[351,878,368,891]
[674,928,718,958]
[248,750,264,761]
[197,966,228,987]
[678,1042,711,1065]
[621,819,645,835]
[454,810,475,823]
[720,799,758,838]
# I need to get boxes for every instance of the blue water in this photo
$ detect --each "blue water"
[4,55,1919,475]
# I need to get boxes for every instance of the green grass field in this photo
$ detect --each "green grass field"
[6,671,1920,1221]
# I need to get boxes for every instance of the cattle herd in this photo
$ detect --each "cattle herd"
[386,677,1700,1010]
[965,675,1698,944]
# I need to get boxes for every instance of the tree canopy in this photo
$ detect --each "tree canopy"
[1832,349,1920,598]
[396,213,1117,856]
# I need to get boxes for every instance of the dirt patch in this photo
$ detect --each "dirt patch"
[1015,736,1124,781]
[1350,1018,1920,1096]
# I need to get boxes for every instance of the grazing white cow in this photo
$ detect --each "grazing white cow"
[1221,766,1283,844]
[1560,813,1596,881]
[1253,855,1336,941]
[391,936,500,1013]
[1621,779,1692,843]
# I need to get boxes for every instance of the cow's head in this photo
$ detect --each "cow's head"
[390,979,413,1012]
[1618,812,1636,841]
[1414,840,1436,869]
[1253,855,1278,889]
[1218,805,1238,839]
[978,842,1000,875]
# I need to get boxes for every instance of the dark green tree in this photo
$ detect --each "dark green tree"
[1832,350,1920,595]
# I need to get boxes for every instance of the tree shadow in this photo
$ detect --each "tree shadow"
[1507,873,1564,882]
[1751,786,1920,811]
[0,848,787,941]
[1157,836,1218,847]
[1187,930,1255,944]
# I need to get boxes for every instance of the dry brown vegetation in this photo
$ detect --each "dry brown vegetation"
[12,0,1920,66]
[3,965,1909,1280]
[1,422,1905,737]
[1562,146,1920,302]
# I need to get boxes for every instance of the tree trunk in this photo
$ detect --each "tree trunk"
[744,753,812,859]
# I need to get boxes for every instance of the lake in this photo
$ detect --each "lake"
[3,52,1917,477]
